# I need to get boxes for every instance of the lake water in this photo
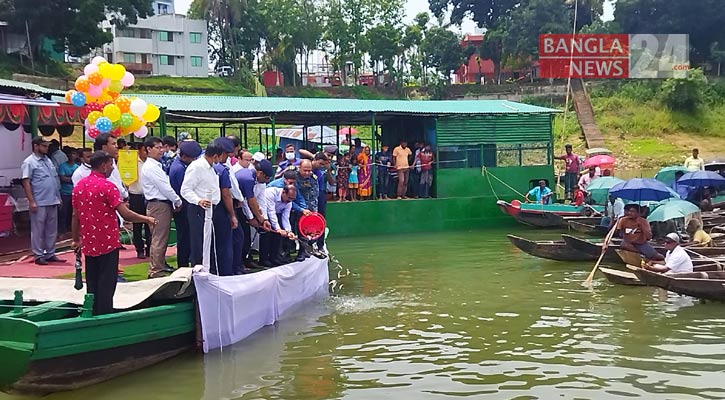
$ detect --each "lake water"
[4,228,725,400]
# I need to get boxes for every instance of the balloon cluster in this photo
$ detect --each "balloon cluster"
[65,56,160,140]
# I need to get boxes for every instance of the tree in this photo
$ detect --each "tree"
[189,0,247,70]
[421,27,473,83]
[614,0,725,65]
[428,0,518,83]
[0,0,153,57]
[503,0,571,63]
[366,23,402,84]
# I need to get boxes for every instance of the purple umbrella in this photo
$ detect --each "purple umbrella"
[609,178,677,202]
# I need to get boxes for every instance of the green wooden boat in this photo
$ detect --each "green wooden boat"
[0,292,195,396]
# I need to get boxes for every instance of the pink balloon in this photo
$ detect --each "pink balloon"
[101,78,111,89]
[120,71,135,87]
[133,125,148,138]
[84,64,99,76]
[87,84,102,98]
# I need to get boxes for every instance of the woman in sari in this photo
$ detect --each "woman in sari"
[357,146,372,199]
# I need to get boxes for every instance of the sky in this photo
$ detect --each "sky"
[173,0,615,34]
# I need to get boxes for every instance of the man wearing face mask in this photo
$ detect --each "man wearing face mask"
[72,151,157,315]
[181,143,223,268]
[160,136,178,174]
[275,144,301,179]
[209,137,239,276]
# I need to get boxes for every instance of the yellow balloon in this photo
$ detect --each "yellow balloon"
[98,93,113,103]
[110,64,126,81]
[99,62,113,79]
[103,104,122,122]
[129,116,144,131]
[142,104,160,122]
[87,111,103,125]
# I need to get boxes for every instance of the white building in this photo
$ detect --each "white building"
[100,0,208,77]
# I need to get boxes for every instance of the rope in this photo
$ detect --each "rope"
[481,166,527,199]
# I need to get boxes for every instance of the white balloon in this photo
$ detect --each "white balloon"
[84,64,99,76]
[91,56,107,66]
[130,98,147,118]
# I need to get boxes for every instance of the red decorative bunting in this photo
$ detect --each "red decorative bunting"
[0,103,84,125]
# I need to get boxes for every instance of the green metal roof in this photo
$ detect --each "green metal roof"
[0,78,66,96]
[137,94,558,116]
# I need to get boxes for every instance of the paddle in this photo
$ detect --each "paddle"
[583,222,618,286]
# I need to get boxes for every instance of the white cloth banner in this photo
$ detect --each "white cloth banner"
[193,257,329,353]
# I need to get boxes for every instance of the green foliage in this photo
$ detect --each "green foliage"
[0,53,72,79]
[0,0,153,57]
[133,76,253,95]
[659,69,708,112]
[421,27,472,82]
[614,0,725,65]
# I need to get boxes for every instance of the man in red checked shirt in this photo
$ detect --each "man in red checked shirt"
[71,151,157,315]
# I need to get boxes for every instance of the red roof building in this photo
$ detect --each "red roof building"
[455,34,538,84]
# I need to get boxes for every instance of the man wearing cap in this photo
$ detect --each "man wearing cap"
[223,136,246,275]
[645,233,693,274]
[181,143,224,268]
[141,137,183,279]
[612,204,664,261]
[169,140,202,268]
[236,159,274,271]
[204,137,238,276]
[578,166,598,194]
[22,136,62,265]
[555,144,581,200]
[525,180,553,204]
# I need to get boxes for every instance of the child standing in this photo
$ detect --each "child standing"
[348,158,359,201]
[336,152,350,202]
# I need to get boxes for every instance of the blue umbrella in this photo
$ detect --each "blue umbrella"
[677,170,725,188]
[609,178,677,202]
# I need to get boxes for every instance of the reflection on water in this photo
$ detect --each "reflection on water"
[5,228,725,399]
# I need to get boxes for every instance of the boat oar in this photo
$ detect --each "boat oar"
[583,223,618,286]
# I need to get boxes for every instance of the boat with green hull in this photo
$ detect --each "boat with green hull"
[0,294,196,396]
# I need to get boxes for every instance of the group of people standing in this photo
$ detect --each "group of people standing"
[333,139,435,201]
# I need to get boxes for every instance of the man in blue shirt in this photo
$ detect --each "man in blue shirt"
[525,180,553,204]
[168,140,202,268]
[210,138,238,276]
[375,144,392,199]
[22,137,62,265]
[57,147,78,234]
[160,136,178,174]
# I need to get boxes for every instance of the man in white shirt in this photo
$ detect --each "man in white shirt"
[684,148,705,171]
[128,143,151,259]
[71,133,128,200]
[645,233,694,274]
[578,166,598,193]
[181,143,224,268]
[259,185,297,268]
[142,137,183,278]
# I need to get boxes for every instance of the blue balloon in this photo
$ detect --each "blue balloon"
[71,91,86,107]
[95,117,112,133]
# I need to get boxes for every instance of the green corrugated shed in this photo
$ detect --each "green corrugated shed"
[436,114,553,145]
[132,94,558,116]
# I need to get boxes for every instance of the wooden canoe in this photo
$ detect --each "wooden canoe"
[513,211,601,229]
[561,234,628,263]
[599,267,646,286]
[568,220,609,237]
[630,268,725,301]
[507,235,597,261]
[616,249,725,269]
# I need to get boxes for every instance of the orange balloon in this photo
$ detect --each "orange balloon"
[108,91,120,100]
[115,96,131,112]
[64,90,74,103]
[87,71,103,86]
[75,76,89,93]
